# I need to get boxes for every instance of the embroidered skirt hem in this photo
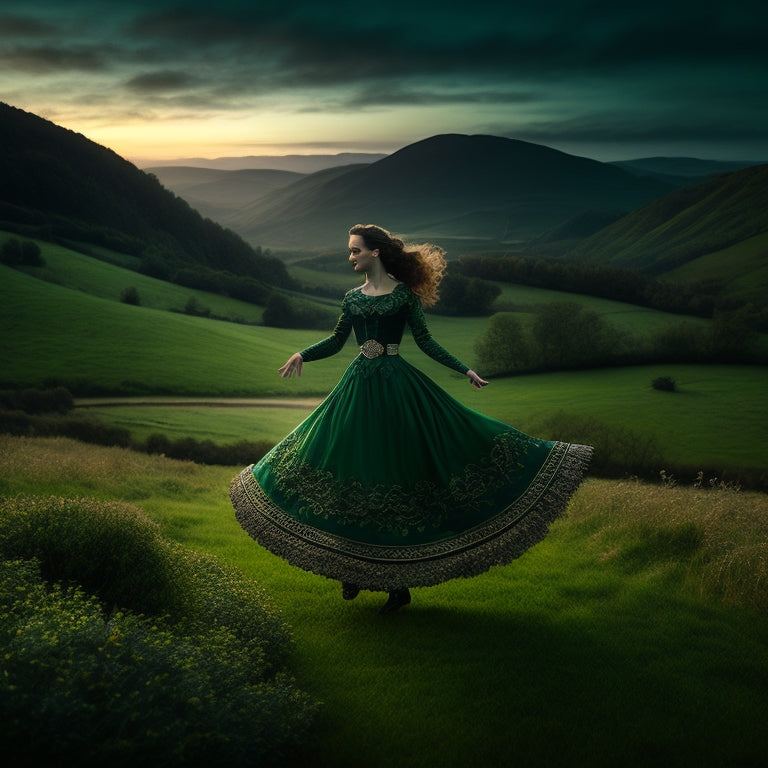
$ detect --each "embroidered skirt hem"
[230,441,592,591]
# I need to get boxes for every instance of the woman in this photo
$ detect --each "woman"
[230,224,592,614]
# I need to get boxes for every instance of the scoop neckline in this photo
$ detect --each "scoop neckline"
[357,283,404,297]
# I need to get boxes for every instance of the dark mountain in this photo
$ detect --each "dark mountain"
[564,163,768,277]
[144,166,305,220]
[0,102,291,285]
[139,152,388,173]
[221,134,674,250]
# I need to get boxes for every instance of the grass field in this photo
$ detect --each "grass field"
[664,231,768,303]
[7,237,267,323]
[78,363,768,475]
[2,435,767,768]
[5,234,768,766]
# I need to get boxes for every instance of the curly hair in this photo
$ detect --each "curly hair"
[348,224,446,307]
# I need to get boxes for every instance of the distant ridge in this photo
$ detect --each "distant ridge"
[144,166,305,221]
[611,157,765,180]
[220,134,674,250]
[137,153,388,173]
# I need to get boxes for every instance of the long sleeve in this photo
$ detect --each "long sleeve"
[407,293,469,375]
[299,306,353,362]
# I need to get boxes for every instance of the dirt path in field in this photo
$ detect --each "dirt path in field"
[75,397,322,409]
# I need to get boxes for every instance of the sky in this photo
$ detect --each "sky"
[1,0,767,165]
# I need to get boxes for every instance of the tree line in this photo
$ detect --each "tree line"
[474,301,765,377]
[453,253,768,331]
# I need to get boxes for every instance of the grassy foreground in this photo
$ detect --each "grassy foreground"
[2,435,767,768]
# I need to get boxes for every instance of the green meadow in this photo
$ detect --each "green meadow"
[2,435,767,768]
[3,236,768,766]
[79,363,768,475]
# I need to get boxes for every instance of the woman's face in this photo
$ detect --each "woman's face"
[348,234,379,273]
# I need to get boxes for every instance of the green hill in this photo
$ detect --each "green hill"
[0,261,346,397]
[0,102,290,286]
[223,134,672,250]
[564,164,768,303]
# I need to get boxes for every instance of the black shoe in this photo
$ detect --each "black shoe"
[379,588,411,615]
[342,582,360,601]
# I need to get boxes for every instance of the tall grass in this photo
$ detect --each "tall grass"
[2,435,768,767]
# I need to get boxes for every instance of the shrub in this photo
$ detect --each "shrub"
[0,495,176,615]
[119,285,141,305]
[0,236,44,266]
[183,296,211,317]
[0,495,290,666]
[0,386,74,414]
[433,274,501,316]
[0,558,317,767]
[652,376,677,392]
[524,410,664,480]
[474,313,534,375]
[262,292,336,330]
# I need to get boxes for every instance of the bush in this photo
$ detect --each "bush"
[183,296,211,317]
[433,273,501,316]
[0,558,317,767]
[524,410,664,480]
[474,303,633,375]
[119,285,141,305]
[652,376,677,392]
[0,495,176,615]
[0,495,290,665]
[262,292,336,330]
[0,386,74,414]
[474,313,534,375]
[0,236,44,266]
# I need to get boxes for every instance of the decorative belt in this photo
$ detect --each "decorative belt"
[360,340,399,359]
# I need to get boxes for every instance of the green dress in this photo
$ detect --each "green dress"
[230,284,592,590]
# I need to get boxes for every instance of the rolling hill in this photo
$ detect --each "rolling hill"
[218,134,674,250]
[143,166,305,221]
[0,102,290,286]
[563,164,768,301]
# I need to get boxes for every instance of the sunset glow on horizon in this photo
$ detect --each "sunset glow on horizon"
[2,0,766,166]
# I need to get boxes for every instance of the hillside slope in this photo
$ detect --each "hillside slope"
[223,134,672,250]
[0,102,290,285]
[565,164,768,283]
[144,167,305,220]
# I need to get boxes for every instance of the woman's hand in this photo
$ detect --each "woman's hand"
[278,353,303,378]
[466,370,489,389]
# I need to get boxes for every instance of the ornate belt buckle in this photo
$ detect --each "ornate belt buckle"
[361,339,384,359]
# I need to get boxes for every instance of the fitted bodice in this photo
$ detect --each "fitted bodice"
[299,284,468,375]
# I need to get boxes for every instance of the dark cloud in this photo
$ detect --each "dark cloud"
[512,113,768,145]
[331,87,540,110]
[0,14,58,37]
[0,45,109,73]
[125,71,200,92]
[121,1,768,93]
[1,0,766,159]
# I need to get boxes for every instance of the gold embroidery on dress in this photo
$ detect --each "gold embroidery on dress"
[264,431,532,535]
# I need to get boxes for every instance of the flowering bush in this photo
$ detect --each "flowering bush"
[0,497,318,766]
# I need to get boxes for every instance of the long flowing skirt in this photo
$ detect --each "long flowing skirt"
[230,354,592,590]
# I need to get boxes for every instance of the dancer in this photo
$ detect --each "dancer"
[230,224,592,614]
